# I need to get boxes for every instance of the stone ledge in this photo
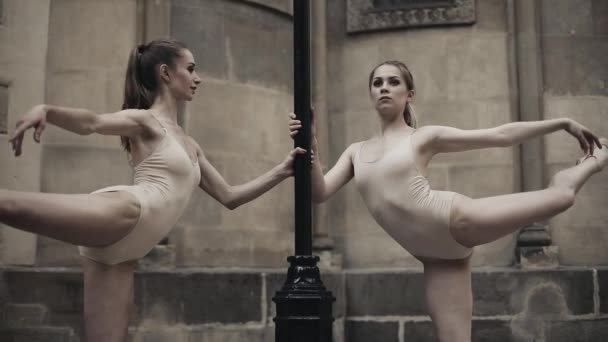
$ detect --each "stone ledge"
[345,268,596,316]
[1,266,606,341]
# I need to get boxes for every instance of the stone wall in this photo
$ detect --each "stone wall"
[541,0,608,265]
[34,0,138,266]
[169,0,296,267]
[0,0,50,265]
[2,266,608,341]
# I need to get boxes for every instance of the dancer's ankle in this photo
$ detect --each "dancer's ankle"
[576,155,601,172]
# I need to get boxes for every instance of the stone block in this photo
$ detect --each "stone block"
[542,37,608,96]
[137,245,176,271]
[0,326,77,342]
[593,0,608,35]
[472,319,524,342]
[598,269,608,314]
[223,4,292,90]
[541,0,593,36]
[447,164,515,198]
[403,321,436,342]
[2,269,83,314]
[446,35,509,101]
[241,0,293,14]
[266,271,345,319]
[181,272,262,324]
[545,318,608,342]
[3,303,48,327]
[175,226,293,267]
[345,271,426,316]
[40,145,132,193]
[170,1,228,80]
[134,271,263,325]
[472,269,594,316]
[47,0,136,70]
[475,0,507,33]
[344,320,399,342]
[185,326,273,342]
[339,229,421,268]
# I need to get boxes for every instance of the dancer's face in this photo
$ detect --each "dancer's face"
[369,64,413,118]
[162,49,201,101]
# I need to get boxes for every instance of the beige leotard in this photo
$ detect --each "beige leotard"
[79,118,201,265]
[353,132,472,260]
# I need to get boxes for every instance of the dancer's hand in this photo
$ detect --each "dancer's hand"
[565,119,602,155]
[9,105,48,156]
[278,147,307,177]
[288,110,317,146]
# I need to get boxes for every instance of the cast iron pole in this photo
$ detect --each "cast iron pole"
[273,1,335,341]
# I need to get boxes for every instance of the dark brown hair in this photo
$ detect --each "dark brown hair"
[121,38,187,151]
[368,60,417,128]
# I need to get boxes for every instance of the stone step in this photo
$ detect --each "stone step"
[0,326,79,342]
[346,317,608,342]
[2,303,48,326]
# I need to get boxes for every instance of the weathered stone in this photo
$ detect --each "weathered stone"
[46,0,136,70]
[345,271,426,316]
[403,321,436,342]
[135,271,263,325]
[40,145,132,193]
[598,269,608,314]
[239,0,293,15]
[2,269,83,315]
[475,0,507,33]
[171,0,228,80]
[473,319,524,342]
[137,245,176,271]
[541,0,593,36]
[446,35,510,101]
[542,37,608,96]
[593,0,608,35]
[223,2,293,90]
[345,320,399,342]
[472,269,594,316]
[545,318,608,342]
[0,326,78,342]
[183,272,262,324]
[3,303,48,327]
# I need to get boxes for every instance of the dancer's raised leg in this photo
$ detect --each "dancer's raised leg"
[82,257,136,342]
[0,190,140,247]
[422,256,472,342]
[449,139,607,248]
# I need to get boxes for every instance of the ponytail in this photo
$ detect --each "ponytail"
[120,39,187,152]
[405,102,417,128]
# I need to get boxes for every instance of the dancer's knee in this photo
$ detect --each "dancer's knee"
[0,195,19,219]
[449,205,477,248]
[547,186,575,212]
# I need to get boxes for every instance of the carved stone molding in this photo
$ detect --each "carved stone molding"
[347,0,476,33]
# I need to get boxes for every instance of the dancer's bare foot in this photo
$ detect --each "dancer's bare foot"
[596,138,608,170]
[577,137,608,171]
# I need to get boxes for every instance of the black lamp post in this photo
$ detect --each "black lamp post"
[272,1,335,341]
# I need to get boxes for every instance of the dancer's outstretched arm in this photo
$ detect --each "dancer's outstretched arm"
[421,118,602,155]
[9,104,149,156]
[189,137,306,210]
[288,112,355,203]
